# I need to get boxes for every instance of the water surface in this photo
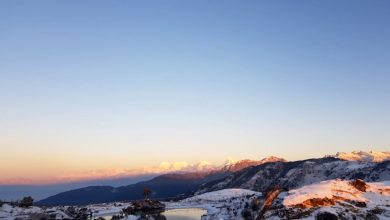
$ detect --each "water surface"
[99,208,207,220]
[162,208,207,220]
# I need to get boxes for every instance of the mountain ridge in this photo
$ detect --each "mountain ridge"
[36,151,389,206]
[196,156,390,194]
[35,156,285,205]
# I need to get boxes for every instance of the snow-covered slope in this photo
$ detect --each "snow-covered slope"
[263,179,390,219]
[283,179,389,207]
[197,157,390,194]
[333,150,390,162]
[259,156,288,164]
[183,188,261,202]
[181,180,390,219]
[0,204,71,219]
[221,156,287,173]
[166,189,262,220]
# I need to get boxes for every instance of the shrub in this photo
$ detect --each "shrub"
[122,206,135,215]
[19,196,33,208]
[154,214,167,220]
[241,208,253,220]
[142,188,152,199]
[251,198,260,211]
[66,206,77,217]
[316,212,338,220]
[349,179,367,192]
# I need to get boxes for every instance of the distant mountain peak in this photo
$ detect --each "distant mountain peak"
[332,150,390,162]
[194,161,214,171]
[222,159,262,172]
[259,156,287,163]
[223,158,238,166]
[221,156,287,172]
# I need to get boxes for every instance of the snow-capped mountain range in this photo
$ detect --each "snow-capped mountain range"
[35,151,390,206]
[331,150,390,162]
[197,156,390,194]
[161,150,390,174]
[157,156,288,173]
[4,180,389,219]
[221,156,287,173]
[2,150,390,219]
[159,150,390,174]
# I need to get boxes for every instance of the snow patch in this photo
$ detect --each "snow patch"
[283,179,390,208]
[183,188,261,202]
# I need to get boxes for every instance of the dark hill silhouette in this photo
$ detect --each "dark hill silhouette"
[36,172,227,206]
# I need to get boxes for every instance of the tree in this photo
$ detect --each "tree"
[19,196,33,208]
[241,208,252,220]
[251,198,260,211]
[142,188,152,200]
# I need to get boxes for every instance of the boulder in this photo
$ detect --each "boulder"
[349,179,367,192]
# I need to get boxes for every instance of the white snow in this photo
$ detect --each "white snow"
[2,179,389,220]
[0,202,139,220]
[166,188,262,220]
[259,180,390,219]
[0,204,71,219]
[183,188,261,202]
[87,202,127,217]
[283,179,390,208]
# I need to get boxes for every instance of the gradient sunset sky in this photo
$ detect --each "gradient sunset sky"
[1,1,389,184]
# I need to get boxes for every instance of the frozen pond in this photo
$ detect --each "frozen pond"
[98,208,207,220]
[162,208,207,220]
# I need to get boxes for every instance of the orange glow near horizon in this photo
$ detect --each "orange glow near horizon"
[2,146,389,185]
[0,159,218,185]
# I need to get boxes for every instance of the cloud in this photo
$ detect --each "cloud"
[0,160,218,185]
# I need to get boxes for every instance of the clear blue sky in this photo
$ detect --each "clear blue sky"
[0,1,389,182]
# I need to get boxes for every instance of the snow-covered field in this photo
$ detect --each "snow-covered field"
[283,180,390,207]
[87,202,129,217]
[166,188,262,220]
[264,180,390,220]
[167,180,390,220]
[184,188,262,202]
[0,202,138,220]
[1,181,389,219]
[0,204,72,219]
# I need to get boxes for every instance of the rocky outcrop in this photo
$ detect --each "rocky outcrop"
[122,200,165,215]
[256,186,281,220]
[349,179,368,192]
[132,200,165,213]
[295,197,336,209]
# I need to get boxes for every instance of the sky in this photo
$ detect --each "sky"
[0,1,389,184]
